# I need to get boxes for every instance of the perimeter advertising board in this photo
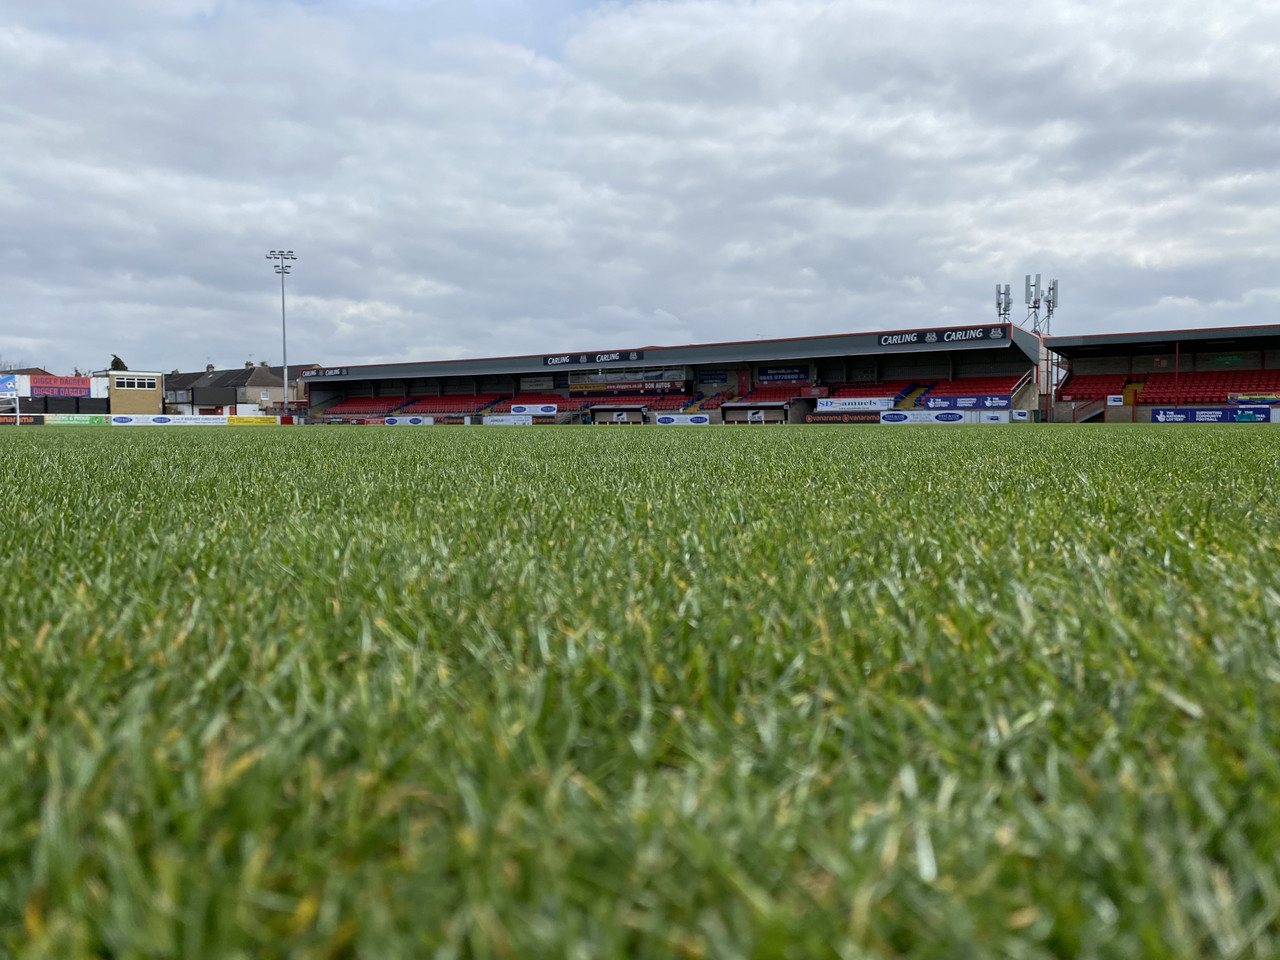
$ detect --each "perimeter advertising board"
[510,403,558,416]
[1151,407,1273,423]
[384,416,434,425]
[485,415,534,425]
[920,395,1011,410]
[880,410,967,424]
[45,414,109,425]
[654,414,711,425]
[111,415,230,425]
[804,411,880,424]
[0,414,43,426]
[227,415,278,426]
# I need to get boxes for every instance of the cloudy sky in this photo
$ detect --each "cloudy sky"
[2,0,1278,375]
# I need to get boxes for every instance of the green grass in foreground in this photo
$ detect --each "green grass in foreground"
[2,425,1280,959]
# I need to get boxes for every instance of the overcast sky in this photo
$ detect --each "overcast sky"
[2,0,1278,375]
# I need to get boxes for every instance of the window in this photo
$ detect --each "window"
[114,377,157,390]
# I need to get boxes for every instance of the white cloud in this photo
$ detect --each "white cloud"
[1,0,1279,374]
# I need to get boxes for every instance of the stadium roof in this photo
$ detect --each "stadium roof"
[1047,323,1280,358]
[303,323,1041,384]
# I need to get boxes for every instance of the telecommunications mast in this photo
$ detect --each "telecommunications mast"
[995,283,1012,323]
[1024,274,1058,336]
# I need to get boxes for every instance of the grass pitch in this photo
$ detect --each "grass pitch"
[2,425,1280,959]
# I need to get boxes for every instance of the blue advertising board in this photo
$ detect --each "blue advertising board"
[1151,407,1273,423]
[0,374,16,399]
[757,365,809,383]
[921,395,1011,410]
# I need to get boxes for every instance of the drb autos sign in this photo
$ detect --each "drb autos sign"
[1151,407,1273,423]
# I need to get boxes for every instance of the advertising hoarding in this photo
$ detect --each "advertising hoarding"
[384,416,434,425]
[45,414,109,425]
[1151,407,1273,423]
[880,410,967,424]
[30,375,91,398]
[111,415,230,425]
[877,325,1007,347]
[816,397,893,411]
[485,415,534,425]
[757,365,809,383]
[653,414,711,425]
[803,411,880,424]
[920,395,1011,410]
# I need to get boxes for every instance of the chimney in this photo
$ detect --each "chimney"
[206,363,215,372]
[245,361,254,369]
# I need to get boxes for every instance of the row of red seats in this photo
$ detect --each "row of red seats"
[830,380,916,398]
[1057,373,1130,402]
[925,375,1023,397]
[1140,370,1280,404]
[324,397,403,416]
[398,394,504,414]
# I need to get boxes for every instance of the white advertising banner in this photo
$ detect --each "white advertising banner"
[519,376,555,391]
[510,403,557,416]
[485,414,533,425]
[1011,410,1030,422]
[110,414,229,426]
[979,411,1011,423]
[747,410,766,422]
[653,413,712,425]
[1107,395,1124,406]
[880,410,967,425]
[816,397,893,411]
[384,416,434,425]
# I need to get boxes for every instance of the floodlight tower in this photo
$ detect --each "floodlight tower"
[266,250,297,416]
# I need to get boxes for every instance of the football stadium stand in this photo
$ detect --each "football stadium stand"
[299,321,1280,425]
[398,394,504,414]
